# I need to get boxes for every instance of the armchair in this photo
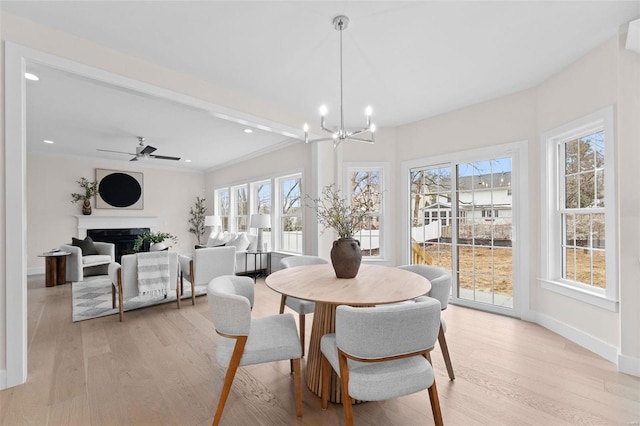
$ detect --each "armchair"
[279,255,329,356]
[60,240,115,282]
[108,251,180,322]
[398,264,455,380]
[208,275,302,425]
[320,297,444,426]
[178,246,236,306]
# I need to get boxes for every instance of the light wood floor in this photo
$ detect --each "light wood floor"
[1,275,638,425]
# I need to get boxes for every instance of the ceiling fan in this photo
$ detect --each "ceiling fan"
[97,136,181,161]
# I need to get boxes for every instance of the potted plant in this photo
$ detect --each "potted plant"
[70,177,98,215]
[307,184,379,278]
[133,231,178,252]
[188,196,207,245]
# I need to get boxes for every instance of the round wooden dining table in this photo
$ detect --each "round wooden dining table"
[265,263,431,403]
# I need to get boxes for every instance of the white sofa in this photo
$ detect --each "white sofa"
[60,240,115,282]
[205,232,270,275]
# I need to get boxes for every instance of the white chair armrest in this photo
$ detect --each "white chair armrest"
[179,255,193,279]
[60,244,83,282]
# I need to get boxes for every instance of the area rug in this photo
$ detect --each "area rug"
[71,275,207,322]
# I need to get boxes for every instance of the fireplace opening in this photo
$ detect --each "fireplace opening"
[87,228,150,263]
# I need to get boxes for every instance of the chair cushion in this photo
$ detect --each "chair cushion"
[82,254,112,266]
[285,296,315,315]
[72,236,98,255]
[216,313,301,367]
[321,333,434,401]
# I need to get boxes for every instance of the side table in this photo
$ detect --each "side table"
[245,251,271,282]
[38,252,71,287]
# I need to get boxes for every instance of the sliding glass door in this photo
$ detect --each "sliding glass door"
[409,145,522,316]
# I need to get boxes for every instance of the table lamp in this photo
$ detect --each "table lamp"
[204,215,222,240]
[250,214,271,252]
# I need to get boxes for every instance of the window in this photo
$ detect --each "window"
[233,185,248,232]
[252,180,272,249]
[347,167,384,258]
[542,106,617,309]
[405,141,527,317]
[215,188,230,232]
[278,175,303,253]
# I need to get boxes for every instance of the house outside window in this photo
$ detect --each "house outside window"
[541,106,617,309]
[278,174,302,253]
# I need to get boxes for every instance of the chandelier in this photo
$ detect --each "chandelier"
[304,15,375,149]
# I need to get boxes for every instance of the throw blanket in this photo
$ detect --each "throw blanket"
[136,251,170,298]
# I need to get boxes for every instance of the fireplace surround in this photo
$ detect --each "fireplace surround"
[75,216,158,262]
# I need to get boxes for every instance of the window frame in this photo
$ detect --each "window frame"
[275,173,304,254]
[344,163,389,261]
[540,106,618,311]
[214,188,230,232]
[231,184,249,232]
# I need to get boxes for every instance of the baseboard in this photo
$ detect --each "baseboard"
[0,369,6,390]
[28,267,44,276]
[618,353,640,377]
[532,311,619,364]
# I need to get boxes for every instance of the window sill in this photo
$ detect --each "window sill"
[539,279,619,312]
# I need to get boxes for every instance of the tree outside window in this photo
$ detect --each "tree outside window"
[280,176,302,253]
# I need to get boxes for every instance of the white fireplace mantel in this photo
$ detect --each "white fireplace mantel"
[75,215,159,238]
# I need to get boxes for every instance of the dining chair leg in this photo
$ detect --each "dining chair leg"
[338,350,354,426]
[292,357,303,417]
[111,285,116,309]
[428,381,444,426]
[299,314,306,357]
[321,355,331,409]
[179,272,184,296]
[279,294,287,314]
[212,336,247,426]
[438,323,455,380]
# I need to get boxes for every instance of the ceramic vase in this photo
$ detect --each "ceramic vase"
[82,199,92,215]
[330,238,362,278]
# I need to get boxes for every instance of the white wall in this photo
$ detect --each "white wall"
[27,154,205,273]
[205,141,317,256]
[616,29,640,374]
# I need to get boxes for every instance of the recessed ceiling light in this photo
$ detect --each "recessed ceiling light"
[244,128,253,134]
[25,72,39,81]
[43,140,54,144]
[185,159,192,163]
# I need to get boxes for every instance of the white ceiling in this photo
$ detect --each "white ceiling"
[2,1,639,171]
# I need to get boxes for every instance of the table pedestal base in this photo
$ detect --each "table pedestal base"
[45,255,67,287]
[306,302,366,405]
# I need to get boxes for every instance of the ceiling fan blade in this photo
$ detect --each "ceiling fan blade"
[149,154,181,161]
[97,148,136,155]
[140,145,157,155]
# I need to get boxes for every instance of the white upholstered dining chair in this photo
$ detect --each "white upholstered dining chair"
[320,296,444,426]
[207,275,302,425]
[398,264,455,380]
[279,255,329,356]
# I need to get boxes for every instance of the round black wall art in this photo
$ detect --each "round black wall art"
[98,172,142,208]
